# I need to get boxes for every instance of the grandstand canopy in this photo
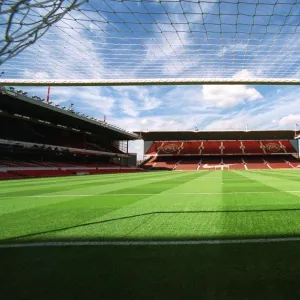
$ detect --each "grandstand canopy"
[0,89,139,140]
[137,130,298,141]
[1,0,300,86]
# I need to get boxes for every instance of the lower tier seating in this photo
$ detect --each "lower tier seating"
[0,168,143,180]
[143,155,299,171]
[264,156,292,169]
[0,157,143,180]
[152,156,179,170]
[176,159,200,170]
[243,156,270,170]
[223,157,246,170]
[199,157,221,170]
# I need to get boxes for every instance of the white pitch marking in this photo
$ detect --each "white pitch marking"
[1,237,300,248]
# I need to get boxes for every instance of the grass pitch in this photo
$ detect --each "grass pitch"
[1,170,300,299]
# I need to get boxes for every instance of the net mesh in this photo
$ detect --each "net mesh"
[1,0,300,83]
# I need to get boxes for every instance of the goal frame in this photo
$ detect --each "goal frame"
[1,78,300,87]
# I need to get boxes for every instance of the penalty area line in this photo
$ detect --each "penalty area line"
[1,237,300,248]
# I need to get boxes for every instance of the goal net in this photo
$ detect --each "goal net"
[1,0,300,86]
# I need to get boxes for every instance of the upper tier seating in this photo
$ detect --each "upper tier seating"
[146,140,296,156]
[261,141,291,154]
[200,142,221,155]
[179,142,201,155]
[157,142,182,155]
[223,141,244,155]
[280,140,296,153]
[242,141,265,154]
[146,142,164,155]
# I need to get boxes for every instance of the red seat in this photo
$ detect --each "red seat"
[201,142,221,155]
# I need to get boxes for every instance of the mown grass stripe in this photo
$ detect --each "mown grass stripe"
[2,190,300,198]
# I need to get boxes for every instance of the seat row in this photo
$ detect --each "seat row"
[144,155,300,170]
[146,141,296,155]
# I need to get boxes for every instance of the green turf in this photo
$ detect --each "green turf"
[1,170,300,299]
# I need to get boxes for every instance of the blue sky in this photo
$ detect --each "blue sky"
[1,0,300,158]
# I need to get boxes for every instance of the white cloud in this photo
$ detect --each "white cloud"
[17,9,108,80]
[200,69,262,109]
[163,86,203,104]
[161,79,262,110]
[23,71,51,79]
[111,113,212,133]
[142,1,218,77]
[203,88,300,131]
[279,115,300,126]
[204,115,248,131]
[233,69,255,79]
[201,85,262,108]
[119,98,139,117]
[28,86,116,115]
[114,86,161,116]
[84,95,115,116]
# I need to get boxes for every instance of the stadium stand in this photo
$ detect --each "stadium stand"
[2,88,299,177]
[243,156,270,170]
[0,88,142,179]
[239,141,265,154]
[264,156,293,169]
[223,156,246,170]
[176,158,200,171]
[285,156,300,168]
[152,156,179,170]
[140,131,299,171]
[179,142,201,155]
[199,157,222,170]
[201,142,222,155]
[223,141,244,155]
[157,142,182,155]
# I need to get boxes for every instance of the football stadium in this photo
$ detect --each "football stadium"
[2,0,300,299]
[1,87,300,299]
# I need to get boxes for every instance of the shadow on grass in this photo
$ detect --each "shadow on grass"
[3,207,300,242]
[1,237,300,300]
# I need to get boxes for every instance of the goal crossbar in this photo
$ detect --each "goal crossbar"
[1,78,300,87]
